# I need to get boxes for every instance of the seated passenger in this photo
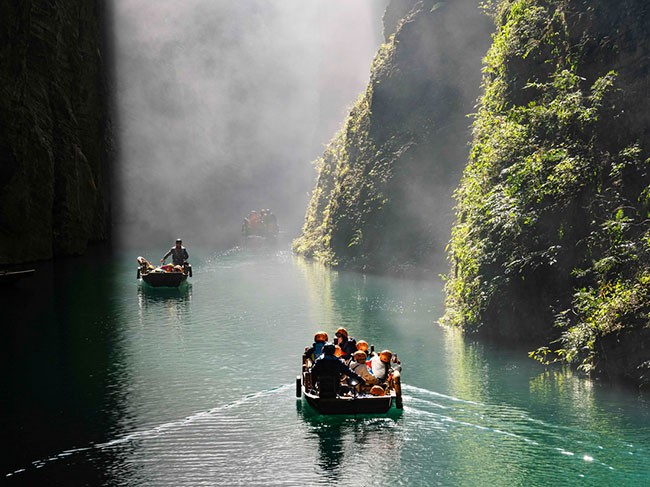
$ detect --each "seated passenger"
[356,340,369,353]
[356,340,377,367]
[303,331,328,364]
[311,344,364,398]
[370,350,394,383]
[349,351,376,391]
[333,327,357,361]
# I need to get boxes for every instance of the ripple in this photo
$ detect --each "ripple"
[6,384,294,480]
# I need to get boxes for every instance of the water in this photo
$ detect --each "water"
[2,246,649,486]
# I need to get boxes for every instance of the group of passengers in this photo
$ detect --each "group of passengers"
[303,327,400,397]
[242,209,279,237]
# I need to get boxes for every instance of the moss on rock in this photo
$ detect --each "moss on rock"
[444,0,650,386]
[294,0,493,275]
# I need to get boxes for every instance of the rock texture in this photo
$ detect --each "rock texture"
[295,0,650,387]
[293,0,493,274]
[444,0,650,387]
[0,1,112,264]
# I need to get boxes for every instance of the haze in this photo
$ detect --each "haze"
[113,0,388,249]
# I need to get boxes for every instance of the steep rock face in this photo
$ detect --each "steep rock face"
[444,0,650,386]
[294,0,493,274]
[0,1,111,264]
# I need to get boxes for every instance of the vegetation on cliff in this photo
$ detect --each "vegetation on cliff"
[0,1,112,264]
[294,0,492,274]
[444,0,650,386]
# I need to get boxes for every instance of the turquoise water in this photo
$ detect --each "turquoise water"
[2,246,649,486]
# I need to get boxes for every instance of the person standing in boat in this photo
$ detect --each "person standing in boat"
[161,238,189,266]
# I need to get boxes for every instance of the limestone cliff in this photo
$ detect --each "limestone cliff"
[294,0,493,274]
[445,0,650,387]
[0,1,112,264]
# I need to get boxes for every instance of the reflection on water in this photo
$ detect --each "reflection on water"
[297,400,405,482]
[137,282,192,315]
[294,256,342,331]
[3,250,650,486]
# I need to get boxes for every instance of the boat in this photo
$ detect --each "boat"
[136,256,191,288]
[241,209,280,238]
[296,361,403,415]
[0,269,35,286]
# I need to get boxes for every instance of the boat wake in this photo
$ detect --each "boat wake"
[399,384,645,473]
[6,384,293,479]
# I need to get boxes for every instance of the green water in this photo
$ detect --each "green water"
[2,247,649,486]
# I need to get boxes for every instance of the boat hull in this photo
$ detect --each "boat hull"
[298,368,402,415]
[141,272,188,287]
[303,388,394,415]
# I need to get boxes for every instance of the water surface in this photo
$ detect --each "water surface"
[2,246,648,485]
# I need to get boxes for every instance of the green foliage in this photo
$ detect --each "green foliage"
[444,0,650,382]
[294,0,493,273]
[292,76,391,269]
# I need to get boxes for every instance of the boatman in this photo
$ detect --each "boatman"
[311,343,365,397]
[161,238,189,266]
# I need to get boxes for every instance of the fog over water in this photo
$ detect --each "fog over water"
[113,0,388,249]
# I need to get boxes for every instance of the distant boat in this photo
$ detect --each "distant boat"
[241,209,280,238]
[0,269,35,286]
[297,362,403,415]
[137,257,191,288]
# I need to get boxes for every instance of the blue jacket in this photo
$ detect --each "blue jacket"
[304,341,326,362]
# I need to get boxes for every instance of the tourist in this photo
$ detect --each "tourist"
[349,351,376,391]
[333,327,357,360]
[303,331,329,364]
[264,209,279,235]
[370,350,393,383]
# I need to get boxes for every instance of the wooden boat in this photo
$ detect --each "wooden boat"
[0,269,35,286]
[140,269,188,287]
[137,257,191,288]
[297,363,403,415]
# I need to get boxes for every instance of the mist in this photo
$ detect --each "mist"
[113,0,388,250]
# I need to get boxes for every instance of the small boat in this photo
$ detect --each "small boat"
[297,362,403,415]
[137,257,191,288]
[0,269,35,286]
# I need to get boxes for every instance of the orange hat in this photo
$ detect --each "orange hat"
[334,345,344,357]
[335,327,348,338]
[314,331,328,342]
[379,350,392,363]
[370,385,385,396]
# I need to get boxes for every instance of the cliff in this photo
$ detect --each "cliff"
[0,1,112,264]
[444,0,650,387]
[293,0,493,274]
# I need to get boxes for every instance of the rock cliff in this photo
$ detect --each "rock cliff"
[293,0,493,274]
[0,1,112,264]
[444,0,650,387]
[296,0,650,387]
